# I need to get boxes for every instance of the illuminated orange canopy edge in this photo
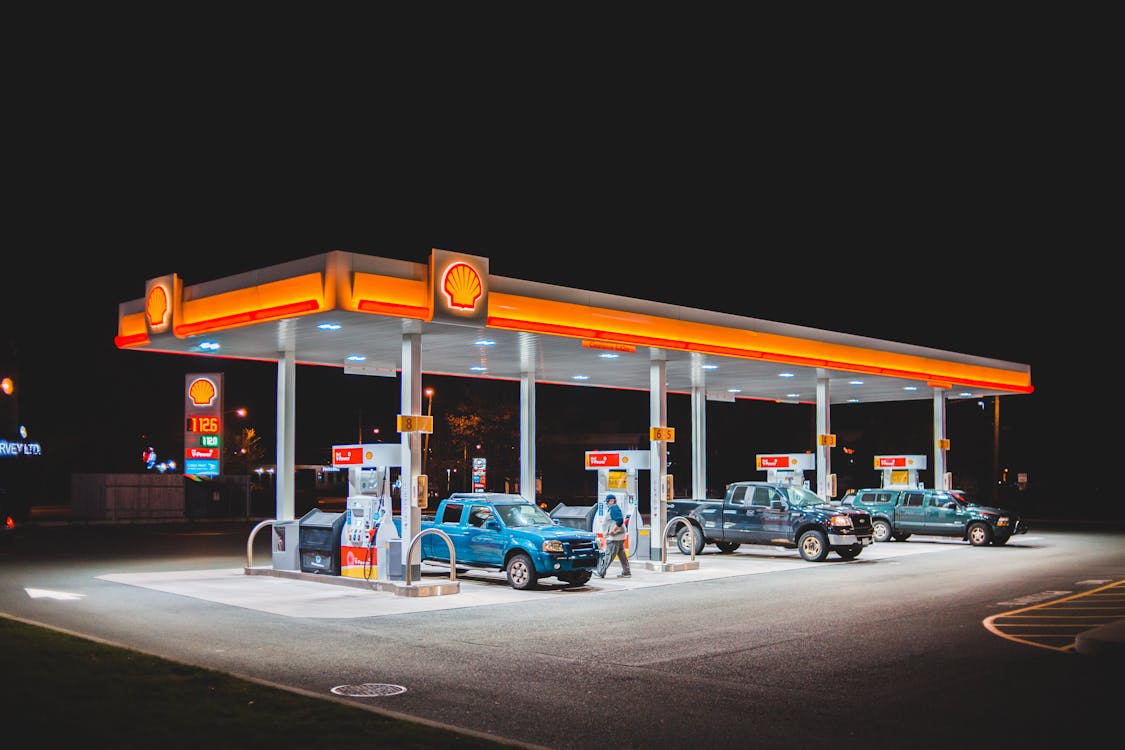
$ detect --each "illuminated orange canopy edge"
[487,292,1033,395]
[172,273,326,336]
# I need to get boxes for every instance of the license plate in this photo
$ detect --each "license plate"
[861,537,872,545]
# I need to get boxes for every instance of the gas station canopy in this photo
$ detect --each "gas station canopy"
[115,249,1033,405]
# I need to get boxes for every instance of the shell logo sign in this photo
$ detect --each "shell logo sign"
[143,274,179,336]
[188,377,218,407]
[430,249,489,326]
[442,262,483,310]
[146,284,170,329]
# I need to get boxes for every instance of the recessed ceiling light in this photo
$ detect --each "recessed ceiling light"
[346,354,366,362]
[317,322,341,331]
[599,353,619,359]
[474,339,496,347]
[849,380,864,386]
[199,341,220,351]
[847,398,860,403]
[903,386,918,391]
[959,391,973,397]
[470,366,488,372]
[572,374,590,381]
[786,393,800,398]
[702,364,718,370]
[727,387,741,393]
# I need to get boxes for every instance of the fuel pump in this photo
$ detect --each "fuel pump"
[339,465,399,579]
[756,453,815,488]
[585,450,649,558]
[874,454,927,489]
[340,492,379,579]
[331,443,402,580]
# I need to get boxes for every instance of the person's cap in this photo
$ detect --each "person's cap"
[606,494,616,501]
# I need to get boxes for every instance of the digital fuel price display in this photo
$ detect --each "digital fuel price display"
[184,373,223,477]
[186,415,221,433]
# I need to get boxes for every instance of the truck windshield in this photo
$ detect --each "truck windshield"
[781,486,829,507]
[494,503,554,527]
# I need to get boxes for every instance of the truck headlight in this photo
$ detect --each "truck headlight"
[997,516,1010,526]
[829,515,853,529]
[542,540,565,553]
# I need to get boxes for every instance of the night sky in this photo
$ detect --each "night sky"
[3,49,1110,515]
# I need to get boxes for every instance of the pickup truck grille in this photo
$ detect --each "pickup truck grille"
[563,538,601,569]
[567,539,599,553]
[850,515,872,533]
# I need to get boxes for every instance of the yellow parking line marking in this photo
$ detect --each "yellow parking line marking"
[983,579,1125,653]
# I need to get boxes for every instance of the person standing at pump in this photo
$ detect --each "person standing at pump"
[596,494,631,578]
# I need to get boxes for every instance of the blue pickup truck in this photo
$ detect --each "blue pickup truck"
[405,493,602,590]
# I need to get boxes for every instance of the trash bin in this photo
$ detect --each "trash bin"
[272,519,300,571]
[549,503,597,531]
[298,509,345,575]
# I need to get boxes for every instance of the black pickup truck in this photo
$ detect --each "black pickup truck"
[666,481,874,561]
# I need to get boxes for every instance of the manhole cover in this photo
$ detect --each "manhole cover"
[331,683,407,697]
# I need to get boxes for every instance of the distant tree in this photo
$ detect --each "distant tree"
[442,386,518,492]
[229,426,265,473]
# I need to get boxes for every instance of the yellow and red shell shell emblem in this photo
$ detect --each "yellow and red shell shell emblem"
[188,378,217,406]
[146,285,170,329]
[442,262,483,310]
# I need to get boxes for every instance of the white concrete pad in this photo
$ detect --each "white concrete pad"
[97,539,968,619]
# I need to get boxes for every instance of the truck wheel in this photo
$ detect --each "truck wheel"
[836,545,862,560]
[559,571,592,586]
[798,530,829,561]
[506,553,539,590]
[992,534,1010,546]
[872,519,893,543]
[892,532,911,542]
[676,526,704,555]
[715,541,741,553]
[967,522,992,546]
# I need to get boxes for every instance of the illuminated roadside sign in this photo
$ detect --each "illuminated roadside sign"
[185,373,222,477]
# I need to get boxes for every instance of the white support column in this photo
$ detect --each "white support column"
[275,346,296,520]
[933,390,948,490]
[520,333,537,502]
[816,371,832,498]
[690,353,707,499]
[649,349,668,562]
[400,320,423,580]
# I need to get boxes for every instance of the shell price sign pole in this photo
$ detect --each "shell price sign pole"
[184,373,223,477]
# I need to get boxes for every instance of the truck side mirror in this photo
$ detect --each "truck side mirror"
[484,519,500,531]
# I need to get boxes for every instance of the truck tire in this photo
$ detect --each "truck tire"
[798,530,830,562]
[558,570,592,586]
[872,518,893,543]
[715,541,741,553]
[992,534,1010,546]
[967,523,992,546]
[892,532,911,542]
[836,545,863,560]
[676,526,705,555]
[506,553,539,590]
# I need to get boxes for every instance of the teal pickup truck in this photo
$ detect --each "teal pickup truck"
[846,488,1029,546]
[405,492,602,590]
